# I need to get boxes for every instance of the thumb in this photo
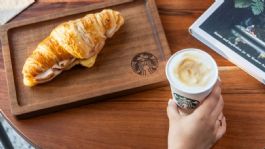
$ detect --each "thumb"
[167,99,181,121]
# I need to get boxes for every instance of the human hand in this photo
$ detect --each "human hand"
[167,81,226,149]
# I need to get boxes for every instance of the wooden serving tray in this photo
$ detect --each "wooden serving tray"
[0,0,171,117]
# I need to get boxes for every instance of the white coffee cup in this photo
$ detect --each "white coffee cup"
[165,48,218,114]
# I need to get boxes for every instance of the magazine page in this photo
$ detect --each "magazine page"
[199,0,265,73]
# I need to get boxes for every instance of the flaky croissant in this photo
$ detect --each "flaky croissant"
[22,9,124,87]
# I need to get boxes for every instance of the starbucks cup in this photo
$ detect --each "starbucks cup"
[165,48,218,114]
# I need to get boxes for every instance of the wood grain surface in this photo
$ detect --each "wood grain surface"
[0,0,265,148]
[1,0,171,117]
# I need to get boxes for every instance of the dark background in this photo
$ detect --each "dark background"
[200,0,265,72]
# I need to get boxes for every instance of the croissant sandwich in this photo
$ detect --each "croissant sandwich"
[22,9,124,87]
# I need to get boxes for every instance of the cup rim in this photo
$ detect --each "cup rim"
[165,48,218,94]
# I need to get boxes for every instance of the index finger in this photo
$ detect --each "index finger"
[193,80,221,117]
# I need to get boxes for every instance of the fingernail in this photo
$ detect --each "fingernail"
[218,76,222,82]
[168,99,172,105]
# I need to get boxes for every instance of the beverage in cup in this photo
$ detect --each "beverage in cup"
[165,48,219,114]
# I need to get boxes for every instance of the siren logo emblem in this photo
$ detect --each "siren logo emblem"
[131,52,159,76]
[173,93,200,109]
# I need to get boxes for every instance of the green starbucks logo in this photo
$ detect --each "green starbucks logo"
[173,93,200,109]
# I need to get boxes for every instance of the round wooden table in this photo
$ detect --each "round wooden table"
[0,0,265,148]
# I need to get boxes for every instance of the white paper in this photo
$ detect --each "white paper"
[0,0,35,25]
